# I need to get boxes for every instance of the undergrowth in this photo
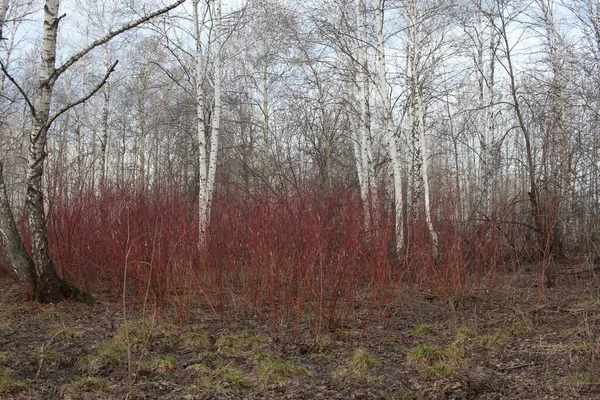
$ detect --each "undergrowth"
[39,184,505,330]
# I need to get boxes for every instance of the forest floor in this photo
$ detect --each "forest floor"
[0,264,599,400]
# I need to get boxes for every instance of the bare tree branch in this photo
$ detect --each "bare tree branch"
[0,59,35,117]
[46,60,118,129]
[52,0,186,83]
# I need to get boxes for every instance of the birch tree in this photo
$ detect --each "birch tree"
[537,0,568,256]
[96,1,119,188]
[373,0,404,253]
[0,0,34,288]
[354,0,376,224]
[196,0,223,244]
[405,0,439,255]
[461,0,501,217]
[568,0,600,246]
[0,0,185,302]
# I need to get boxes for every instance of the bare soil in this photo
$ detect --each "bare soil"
[0,264,599,399]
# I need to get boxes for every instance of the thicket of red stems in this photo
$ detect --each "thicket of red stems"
[38,184,504,329]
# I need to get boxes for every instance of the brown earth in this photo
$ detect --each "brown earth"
[0,263,599,400]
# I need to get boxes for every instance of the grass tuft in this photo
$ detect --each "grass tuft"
[82,341,124,373]
[332,348,381,387]
[215,334,270,357]
[114,319,153,350]
[407,344,464,377]
[256,359,310,383]
[183,326,211,349]
[0,369,30,394]
[68,376,108,393]
[186,360,256,390]
[412,324,439,337]
[143,355,178,373]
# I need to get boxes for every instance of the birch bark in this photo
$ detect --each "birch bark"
[0,162,35,286]
[374,0,404,253]
[0,0,186,301]
[207,0,222,220]
[0,0,7,41]
[355,0,375,224]
[99,42,111,187]
[407,0,438,255]
[538,0,567,256]
[196,0,222,245]
[474,0,499,217]
[26,0,68,302]
[195,0,209,244]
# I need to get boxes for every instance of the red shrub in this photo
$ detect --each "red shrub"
[43,182,505,329]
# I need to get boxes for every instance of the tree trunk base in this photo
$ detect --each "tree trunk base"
[35,275,94,305]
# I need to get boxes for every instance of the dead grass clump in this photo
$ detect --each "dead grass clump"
[407,344,464,377]
[81,341,124,373]
[256,359,311,384]
[187,361,256,390]
[331,348,382,388]
[215,333,270,358]
[0,368,30,395]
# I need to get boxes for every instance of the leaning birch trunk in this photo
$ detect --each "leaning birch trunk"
[0,0,36,289]
[374,0,404,254]
[0,163,35,286]
[497,8,546,257]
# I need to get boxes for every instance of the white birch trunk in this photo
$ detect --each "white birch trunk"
[539,0,567,255]
[355,0,375,225]
[195,0,209,244]
[99,1,118,188]
[207,0,222,215]
[374,0,404,253]
[407,0,422,210]
[416,89,439,256]
[407,0,438,255]
[196,0,221,245]
[100,42,110,187]
[262,61,269,168]
[27,0,66,301]
[0,0,7,51]
[475,0,498,217]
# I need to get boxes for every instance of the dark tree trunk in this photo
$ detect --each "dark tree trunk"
[0,162,36,289]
